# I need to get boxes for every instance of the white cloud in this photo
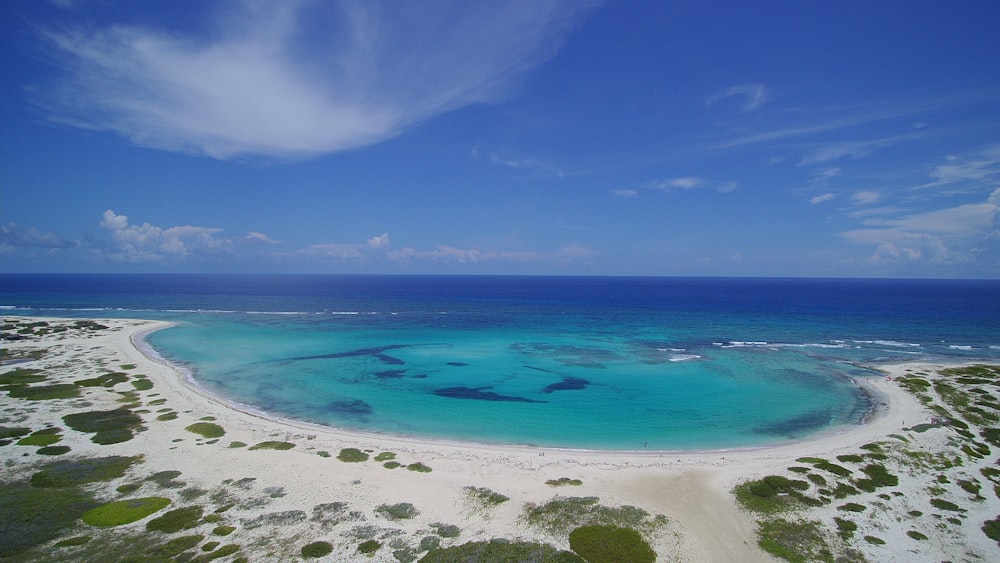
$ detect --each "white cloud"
[706,84,769,112]
[839,190,1000,270]
[0,223,74,250]
[98,210,234,262]
[809,193,835,205]
[367,232,390,249]
[612,188,638,198]
[809,167,842,184]
[244,232,281,245]
[654,177,703,191]
[916,145,1000,192]
[850,191,882,206]
[36,1,596,160]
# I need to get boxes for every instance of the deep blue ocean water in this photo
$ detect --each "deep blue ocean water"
[3,274,999,450]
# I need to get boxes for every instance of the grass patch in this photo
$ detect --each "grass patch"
[8,383,80,400]
[31,455,141,488]
[374,451,396,461]
[907,530,928,540]
[421,540,582,562]
[63,408,142,444]
[213,525,236,536]
[0,479,98,557]
[146,505,204,533]
[82,497,171,527]
[0,426,31,439]
[407,462,432,473]
[302,541,333,558]
[569,524,655,563]
[228,441,247,448]
[75,372,129,388]
[148,470,185,489]
[185,422,225,439]
[837,502,866,512]
[383,461,402,469]
[156,412,178,421]
[337,447,369,462]
[132,379,154,391]
[522,496,666,537]
[0,368,47,385]
[37,445,71,455]
[55,536,92,547]
[17,433,62,447]
[248,440,294,451]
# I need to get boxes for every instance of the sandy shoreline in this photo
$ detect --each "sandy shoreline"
[2,316,997,562]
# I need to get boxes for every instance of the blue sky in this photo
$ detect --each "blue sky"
[2,1,999,277]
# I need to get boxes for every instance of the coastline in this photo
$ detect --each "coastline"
[2,316,997,562]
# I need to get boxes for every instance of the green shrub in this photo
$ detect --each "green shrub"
[213,525,236,536]
[63,409,142,434]
[407,462,432,473]
[228,441,247,448]
[146,505,204,533]
[546,477,584,486]
[0,426,31,439]
[983,516,1000,545]
[374,452,396,461]
[37,445,71,455]
[864,535,886,545]
[834,517,857,539]
[302,541,333,558]
[930,498,964,512]
[82,497,171,527]
[907,530,927,540]
[185,423,225,439]
[376,502,418,520]
[568,525,654,563]
[337,448,369,462]
[358,539,380,553]
[837,502,866,512]
[431,523,461,538]
[248,441,294,451]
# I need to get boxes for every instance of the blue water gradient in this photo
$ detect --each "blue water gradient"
[3,274,999,450]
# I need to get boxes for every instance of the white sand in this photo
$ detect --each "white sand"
[2,317,996,561]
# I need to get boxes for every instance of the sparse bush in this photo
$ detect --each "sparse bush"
[338,448,369,462]
[185,423,225,439]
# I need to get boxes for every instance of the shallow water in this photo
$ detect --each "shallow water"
[3,274,999,449]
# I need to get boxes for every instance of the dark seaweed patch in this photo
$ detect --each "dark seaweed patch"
[434,386,545,403]
[542,377,590,393]
[447,362,468,367]
[329,399,372,416]
[287,345,409,365]
[755,410,832,436]
[375,370,407,379]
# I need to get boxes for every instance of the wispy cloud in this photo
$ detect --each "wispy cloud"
[471,147,566,179]
[706,84,769,112]
[914,144,1000,192]
[34,1,596,160]
[809,193,835,205]
[798,134,919,166]
[0,223,75,251]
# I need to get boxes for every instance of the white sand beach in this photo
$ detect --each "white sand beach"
[2,317,998,562]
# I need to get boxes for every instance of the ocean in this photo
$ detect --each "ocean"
[2,274,999,450]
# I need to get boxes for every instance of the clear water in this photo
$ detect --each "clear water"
[3,274,999,450]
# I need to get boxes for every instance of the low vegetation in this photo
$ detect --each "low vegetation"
[82,497,171,527]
